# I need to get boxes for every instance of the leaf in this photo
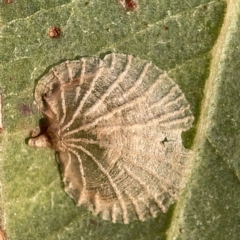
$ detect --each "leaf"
[0,0,235,239]
[168,1,240,239]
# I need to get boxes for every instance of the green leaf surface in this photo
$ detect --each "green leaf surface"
[1,0,238,239]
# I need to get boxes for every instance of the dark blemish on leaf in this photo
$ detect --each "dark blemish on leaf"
[48,27,62,38]
[163,26,169,30]
[118,0,137,11]
[203,5,208,11]
[143,22,149,28]
[89,219,102,227]
[18,104,33,116]
[179,226,184,233]
[85,2,89,5]
[125,0,137,11]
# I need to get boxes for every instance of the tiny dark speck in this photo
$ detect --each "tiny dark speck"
[89,219,102,227]
[143,22,149,28]
[203,5,208,11]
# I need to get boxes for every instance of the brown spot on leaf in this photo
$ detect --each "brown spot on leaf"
[118,0,137,11]
[89,219,102,227]
[125,0,137,11]
[143,21,149,28]
[203,5,208,11]
[48,27,62,38]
